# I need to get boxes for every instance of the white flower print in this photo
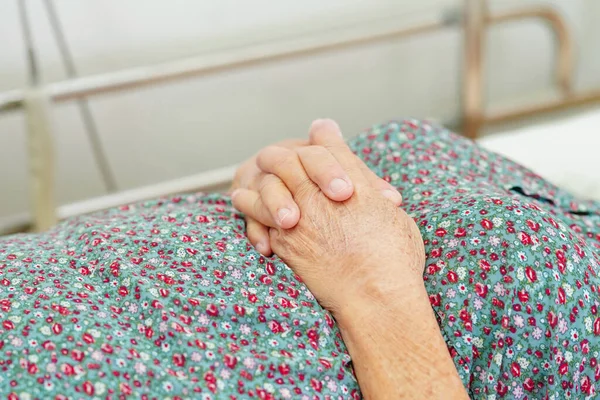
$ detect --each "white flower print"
[327,381,338,392]
[163,381,173,392]
[91,351,103,361]
[565,351,573,363]
[240,324,251,335]
[134,362,146,374]
[513,314,524,328]
[513,386,524,399]
[159,322,168,332]
[243,357,256,369]
[558,319,568,334]
[493,353,503,366]
[493,282,506,296]
[517,357,530,370]
[553,271,560,281]
[220,369,231,379]
[570,329,579,341]
[564,283,574,297]
[221,322,231,331]
[488,236,500,246]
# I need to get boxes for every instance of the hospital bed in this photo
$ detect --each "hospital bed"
[0,0,599,235]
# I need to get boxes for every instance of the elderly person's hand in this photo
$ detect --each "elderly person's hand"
[232,119,467,400]
[232,119,425,315]
[230,121,402,256]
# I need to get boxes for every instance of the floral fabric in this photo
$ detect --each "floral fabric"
[1,120,599,399]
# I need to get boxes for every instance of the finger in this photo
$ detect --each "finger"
[258,173,300,229]
[308,119,368,186]
[231,159,261,192]
[231,188,277,228]
[232,139,308,192]
[246,217,272,256]
[355,157,403,206]
[256,146,313,196]
[296,146,354,201]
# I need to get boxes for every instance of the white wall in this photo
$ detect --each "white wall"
[0,0,599,221]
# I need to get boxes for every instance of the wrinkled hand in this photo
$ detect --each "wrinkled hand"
[230,119,402,256]
[232,119,425,318]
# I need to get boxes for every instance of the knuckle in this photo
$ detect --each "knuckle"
[257,146,295,172]
[258,173,281,193]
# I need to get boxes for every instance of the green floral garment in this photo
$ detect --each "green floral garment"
[1,120,599,399]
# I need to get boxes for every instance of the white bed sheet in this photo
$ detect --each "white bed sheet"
[477,109,600,202]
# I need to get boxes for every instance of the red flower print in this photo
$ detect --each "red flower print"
[481,219,493,230]
[523,377,535,392]
[82,381,95,395]
[447,270,458,283]
[206,304,219,317]
[525,266,537,283]
[173,353,186,367]
[475,282,488,298]
[519,232,532,246]
[223,354,237,369]
[310,378,323,392]
[435,228,447,237]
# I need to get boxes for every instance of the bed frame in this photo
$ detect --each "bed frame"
[0,0,599,234]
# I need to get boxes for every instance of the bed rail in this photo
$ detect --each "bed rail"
[1,0,599,234]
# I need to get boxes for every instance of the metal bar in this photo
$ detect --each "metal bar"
[0,18,448,113]
[24,89,57,232]
[18,0,57,231]
[43,0,118,192]
[486,90,600,125]
[462,0,486,140]
[0,164,237,235]
[487,5,573,96]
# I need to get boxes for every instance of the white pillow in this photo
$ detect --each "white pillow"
[477,109,600,202]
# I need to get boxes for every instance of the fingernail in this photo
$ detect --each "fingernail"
[230,189,240,199]
[277,208,292,225]
[311,118,343,137]
[382,189,402,204]
[329,178,350,194]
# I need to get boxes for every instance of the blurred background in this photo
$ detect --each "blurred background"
[0,0,599,233]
